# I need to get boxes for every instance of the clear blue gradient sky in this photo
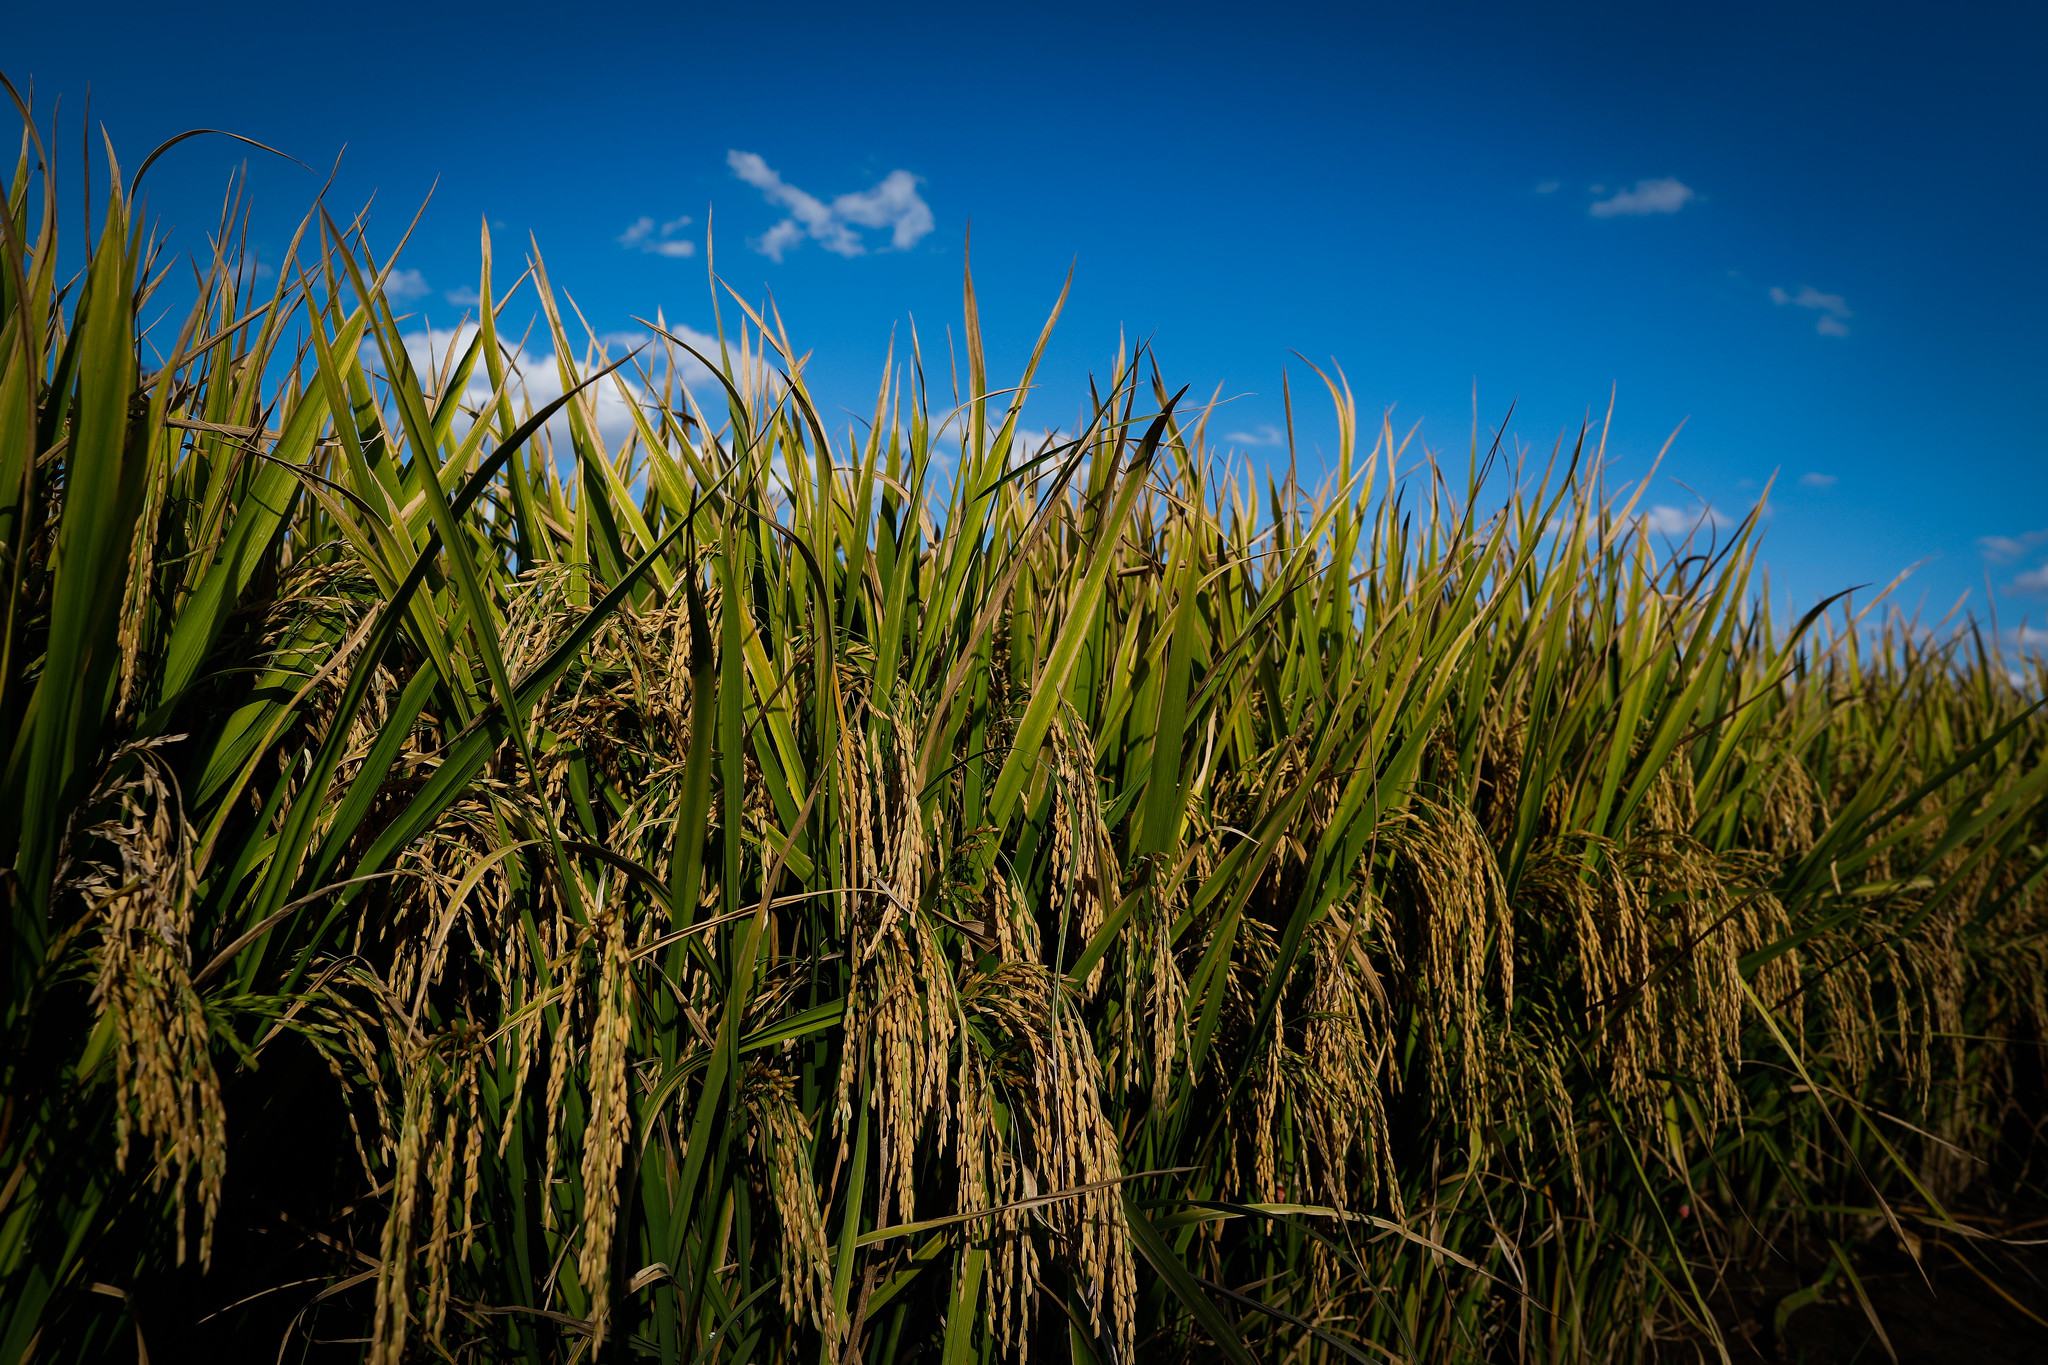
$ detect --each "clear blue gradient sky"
[12,1,2045,630]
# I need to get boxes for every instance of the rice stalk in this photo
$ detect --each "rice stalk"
[1,92,2044,1365]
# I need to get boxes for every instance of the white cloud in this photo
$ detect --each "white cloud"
[758,219,806,261]
[831,171,935,248]
[1980,528,2048,563]
[445,285,480,307]
[1224,424,1284,446]
[1589,177,1695,217]
[1770,285,1846,312]
[727,150,934,261]
[1639,503,1721,537]
[1992,530,2048,598]
[727,153,846,255]
[2013,564,2048,596]
[1770,284,1852,336]
[619,214,697,258]
[595,323,729,390]
[2013,624,2048,648]
[384,268,431,302]
[1534,180,1561,194]
[1799,471,1837,488]
[366,318,736,458]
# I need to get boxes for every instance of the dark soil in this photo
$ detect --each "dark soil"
[1699,1215,2048,1364]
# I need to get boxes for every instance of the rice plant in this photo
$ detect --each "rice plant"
[3,88,2044,1363]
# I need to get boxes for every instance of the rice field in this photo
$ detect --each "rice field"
[3,94,2045,1363]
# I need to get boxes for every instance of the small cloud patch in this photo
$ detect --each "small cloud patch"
[1589,177,1695,217]
[1640,503,1722,537]
[2014,565,2048,596]
[1224,424,1285,446]
[619,215,696,258]
[1771,285,1852,336]
[1983,529,2048,597]
[1534,180,1561,195]
[1799,472,1838,488]
[384,268,431,302]
[233,254,273,291]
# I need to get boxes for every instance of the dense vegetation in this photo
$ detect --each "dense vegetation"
[3,97,2045,1363]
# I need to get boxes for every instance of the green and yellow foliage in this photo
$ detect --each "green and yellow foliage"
[3,92,2044,1362]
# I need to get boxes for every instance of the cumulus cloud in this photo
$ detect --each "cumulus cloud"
[831,173,935,245]
[1224,424,1285,446]
[384,268,432,302]
[2014,565,2048,596]
[367,318,735,457]
[1589,177,1695,217]
[1799,471,1838,488]
[619,214,697,258]
[1771,285,1852,336]
[727,151,934,261]
[2013,623,2048,649]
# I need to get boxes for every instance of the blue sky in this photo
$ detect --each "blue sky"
[13,0,2046,632]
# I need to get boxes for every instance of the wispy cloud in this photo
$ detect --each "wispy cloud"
[1589,177,1695,217]
[1770,285,1852,336]
[1980,528,2048,564]
[1982,529,2048,597]
[727,151,934,261]
[1224,424,1284,446]
[1799,471,1838,488]
[1534,180,1560,195]
[619,215,696,258]
[384,268,431,302]
[232,253,274,291]
[445,285,480,307]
